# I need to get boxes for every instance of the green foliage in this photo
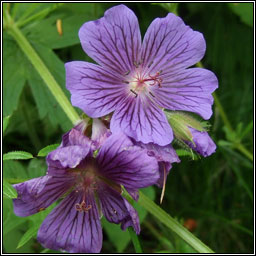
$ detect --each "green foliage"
[3,151,33,161]
[3,179,18,199]
[37,144,59,157]
[3,2,253,254]
[228,3,253,27]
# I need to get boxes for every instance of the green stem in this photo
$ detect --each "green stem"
[128,227,143,253]
[4,12,80,125]
[122,190,214,253]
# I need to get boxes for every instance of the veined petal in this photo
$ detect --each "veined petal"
[110,95,173,146]
[65,61,127,118]
[153,68,218,119]
[13,175,74,217]
[38,190,102,253]
[141,13,205,73]
[96,133,160,189]
[98,183,139,234]
[79,4,141,73]
[62,128,91,148]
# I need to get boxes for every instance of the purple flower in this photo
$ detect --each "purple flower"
[13,129,159,253]
[65,4,218,146]
[186,127,216,157]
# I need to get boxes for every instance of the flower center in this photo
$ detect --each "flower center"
[125,70,163,98]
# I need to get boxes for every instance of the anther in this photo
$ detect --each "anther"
[124,70,130,76]
[149,91,155,97]
[133,61,139,68]
[122,80,130,84]
[75,200,92,212]
[130,89,138,97]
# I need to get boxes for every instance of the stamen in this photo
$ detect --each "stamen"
[149,91,155,97]
[130,89,138,97]
[75,200,92,212]
[160,165,167,204]
[122,80,130,84]
[124,70,130,76]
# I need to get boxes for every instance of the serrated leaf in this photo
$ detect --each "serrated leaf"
[38,144,59,157]
[3,179,17,199]
[17,224,39,249]
[3,151,33,161]
[3,115,11,135]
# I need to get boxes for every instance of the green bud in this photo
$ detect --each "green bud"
[165,111,206,143]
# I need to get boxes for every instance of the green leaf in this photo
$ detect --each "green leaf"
[3,151,33,161]
[3,33,26,117]
[3,179,17,199]
[3,115,11,135]
[26,43,73,131]
[38,143,59,157]
[102,218,130,253]
[228,3,253,27]
[27,158,47,178]
[3,160,29,180]
[24,3,103,49]
[17,224,39,249]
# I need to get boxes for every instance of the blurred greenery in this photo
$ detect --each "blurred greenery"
[3,2,253,254]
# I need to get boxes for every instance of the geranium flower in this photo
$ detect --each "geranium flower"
[66,4,218,146]
[13,128,159,253]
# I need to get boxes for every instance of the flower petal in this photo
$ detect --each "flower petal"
[91,118,112,150]
[38,190,102,253]
[110,95,173,146]
[47,145,90,170]
[134,140,180,163]
[13,175,74,217]
[98,184,140,234]
[96,133,160,189]
[187,128,216,157]
[61,128,91,148]
[141,13,205,73]
[79,4,141,74]
[153,68,218,119]
[65,61,127,118]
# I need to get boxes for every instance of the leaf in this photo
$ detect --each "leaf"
[3,160,29,180]
[3,151,33,161]
[27,158,47,178]
[17,202,57,248]
[25,3,103,49]
[26,43,73,131]
[3,33,26,117]
[228,3,253,27]
[17,224,39,249]
[3,179,17,199]
[37,143,59,157]
[102,218,130,253]
[3,115,11,135]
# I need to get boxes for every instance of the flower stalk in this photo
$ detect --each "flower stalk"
[122,189,214,253]
[4,11,81,125]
